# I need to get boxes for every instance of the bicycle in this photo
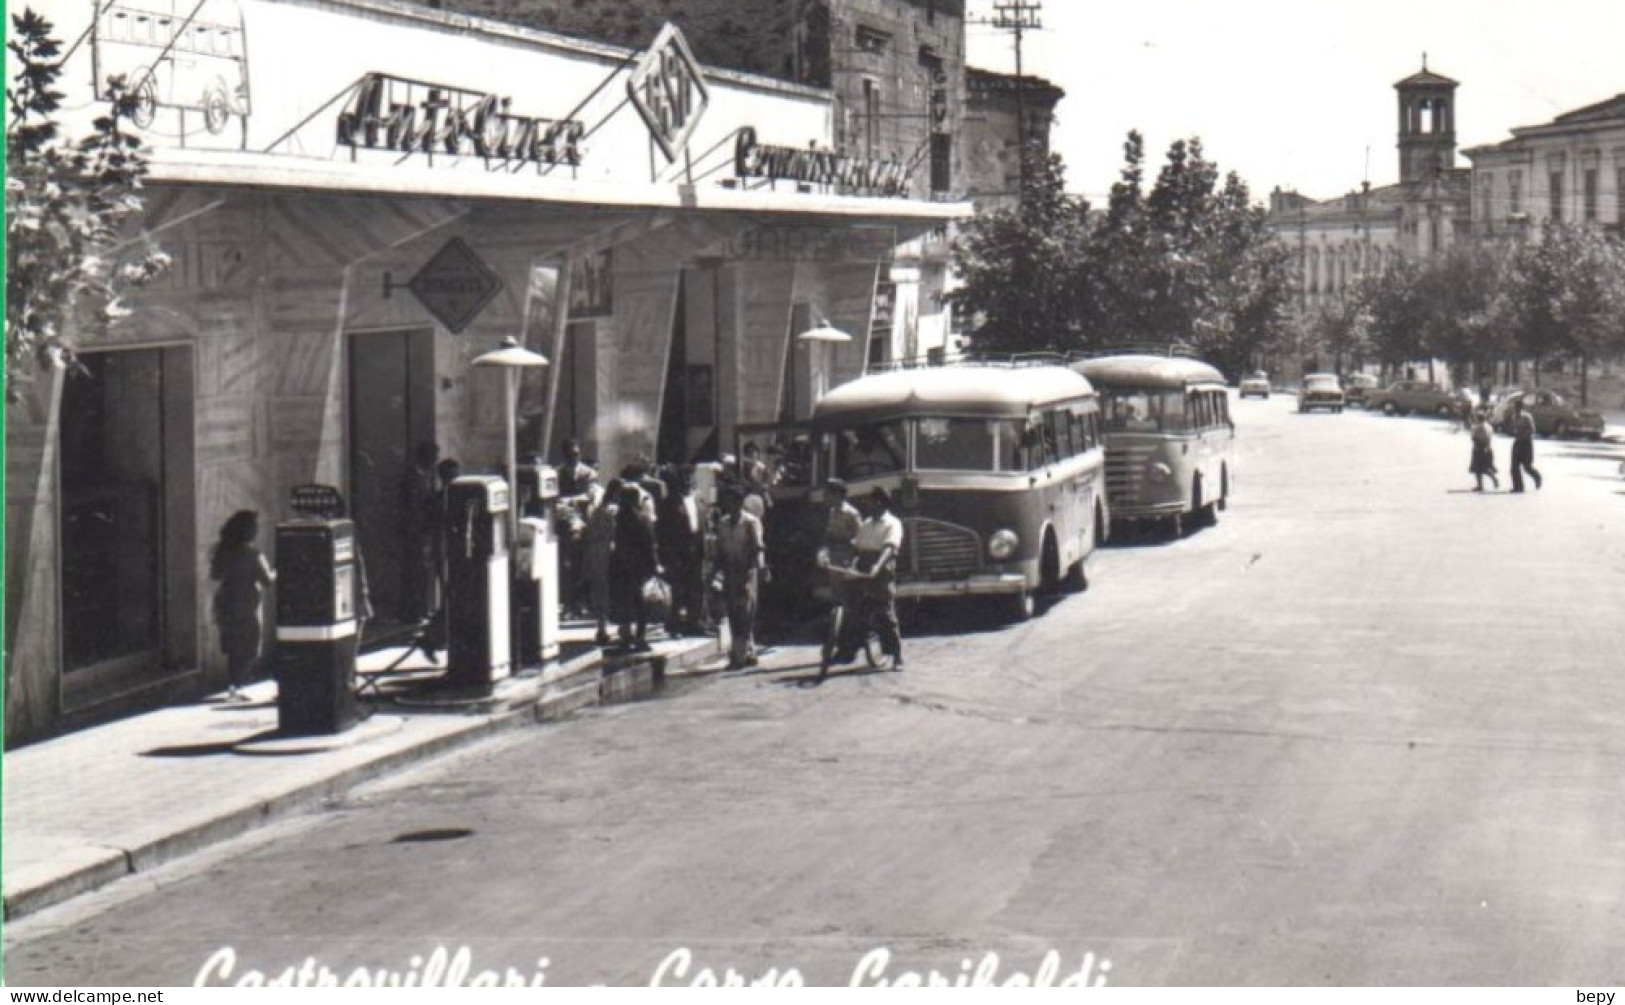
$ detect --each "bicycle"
[817,561,897,680]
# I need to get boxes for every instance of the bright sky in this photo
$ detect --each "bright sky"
[965,0,1625,206]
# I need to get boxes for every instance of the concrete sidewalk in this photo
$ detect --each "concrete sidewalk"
[2,625,722,922]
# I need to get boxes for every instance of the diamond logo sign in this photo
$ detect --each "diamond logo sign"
[628,22,710,163]
[407,237,503,334]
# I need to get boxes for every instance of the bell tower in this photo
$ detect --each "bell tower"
[1395,57,1458,184]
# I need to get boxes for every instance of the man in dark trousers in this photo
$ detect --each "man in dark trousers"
[1508,397,1543,493]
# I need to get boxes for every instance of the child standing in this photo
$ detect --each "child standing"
[211,510,275,701]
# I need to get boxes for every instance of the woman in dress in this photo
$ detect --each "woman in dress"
[1469,409,1499,492]
[610,481,662,651]
[210,510,275,700]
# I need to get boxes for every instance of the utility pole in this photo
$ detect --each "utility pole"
[987,0,1043,193]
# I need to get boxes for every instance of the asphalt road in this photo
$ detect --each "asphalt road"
[9,395,1625,987]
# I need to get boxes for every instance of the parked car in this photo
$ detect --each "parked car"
[1489,389,1606,440]
[1365,380,1471,418]
[1343,373,1380,407]
[1298,373,1345,413]
[1239,372,1271,399]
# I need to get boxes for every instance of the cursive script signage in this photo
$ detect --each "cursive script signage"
[628,23,710,162]
[734,127,911,198]
[336,73,583,167]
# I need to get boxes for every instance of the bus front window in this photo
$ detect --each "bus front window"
[834,421,907,479]
[1105,391,1159,432]
[915,418,997,471]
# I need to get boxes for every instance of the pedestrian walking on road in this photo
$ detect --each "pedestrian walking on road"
[1508,398,1543,493]
[714,484,765,670]
[210,510,275,701]
[1469,410,1499,492]
[848,487,905,670]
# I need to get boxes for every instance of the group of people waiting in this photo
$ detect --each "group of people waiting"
[556,439,773,670]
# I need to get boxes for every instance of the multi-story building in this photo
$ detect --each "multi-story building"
[1266,64,1473,340]
[961,66,1064,209]
[1463,93,1625,240]
[4,0,968,743]
[404,0,969,367]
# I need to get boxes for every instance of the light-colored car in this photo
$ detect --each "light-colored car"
[1365,380,1471,418]
[1342,373,1380,407]
[1238,373,1271,399]
[1490,389,1606,440]
[1297,373,1345,413]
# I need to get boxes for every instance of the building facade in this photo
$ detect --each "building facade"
[1266,65,1473,341]
[4,0,965,744]
[393,0,968,368]
[1463,93,1625,241]
[961,67,1064,209]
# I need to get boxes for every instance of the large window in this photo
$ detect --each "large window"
[1102,389,1188,433]
[1549,171,1564,220]
[833,421,907,479]
[1584,168,1598,222]
[915,418,994,471]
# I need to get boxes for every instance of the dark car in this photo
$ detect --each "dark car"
[1490,389,1606,440]
[1365,380,1471,418]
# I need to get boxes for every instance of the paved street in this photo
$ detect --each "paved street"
[8,395,1625,987]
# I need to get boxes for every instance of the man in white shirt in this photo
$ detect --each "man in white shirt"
[850,487,905,669]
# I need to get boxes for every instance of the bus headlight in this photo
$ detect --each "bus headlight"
[989,529,1020,561]
[1146,462,1173,483]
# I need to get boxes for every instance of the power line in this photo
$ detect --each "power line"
[970,0,1043,193]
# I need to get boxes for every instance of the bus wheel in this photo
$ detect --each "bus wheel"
[1010,590,1035,621]
[1040,531,1061,594]
[1062,560,1087,593]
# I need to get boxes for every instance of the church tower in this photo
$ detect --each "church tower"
[1395,59,1458,184]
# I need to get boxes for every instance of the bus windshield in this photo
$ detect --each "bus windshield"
[1102,389,1187,433]
[832,421,908,479]
[915,417,995,471]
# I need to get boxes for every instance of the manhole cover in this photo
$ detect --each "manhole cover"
[390,828,475,844]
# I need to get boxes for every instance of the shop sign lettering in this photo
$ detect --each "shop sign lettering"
[628,23,710,162]
[734,127,911,198]
[336,74,583,167]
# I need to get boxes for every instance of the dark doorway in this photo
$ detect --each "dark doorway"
[657,283,688,465]
[348,328,435,627]
[58,345,197,706]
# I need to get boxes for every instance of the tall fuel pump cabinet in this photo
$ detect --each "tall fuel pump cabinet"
[274,518,360,735]
[516,463,561,666]
[445,475,512,686]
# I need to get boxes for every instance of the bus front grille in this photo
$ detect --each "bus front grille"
[1104,445,1155,505]
[905,518,981,580]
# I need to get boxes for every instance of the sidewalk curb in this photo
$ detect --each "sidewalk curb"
[3,635,723,923]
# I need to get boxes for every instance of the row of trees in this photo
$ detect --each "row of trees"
[1308,223,1625,403]
[951,132,1297,378]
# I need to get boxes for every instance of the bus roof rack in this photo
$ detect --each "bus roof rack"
[1068,341,1202,361]
[869,351,1077,373]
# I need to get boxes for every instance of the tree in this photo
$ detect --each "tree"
[951,146,1095,354]
[6,8,169,403]
[1491,223,1625,402]
[1305,287,1371,376]
[1089,133,1293,374]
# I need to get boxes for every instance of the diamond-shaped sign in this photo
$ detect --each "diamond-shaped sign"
[408,237,503,334]
[628,22,710,163]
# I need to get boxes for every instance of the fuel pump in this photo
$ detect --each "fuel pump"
[445,475,511,686]
[515,463,561,667]
[274,517,359,735]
